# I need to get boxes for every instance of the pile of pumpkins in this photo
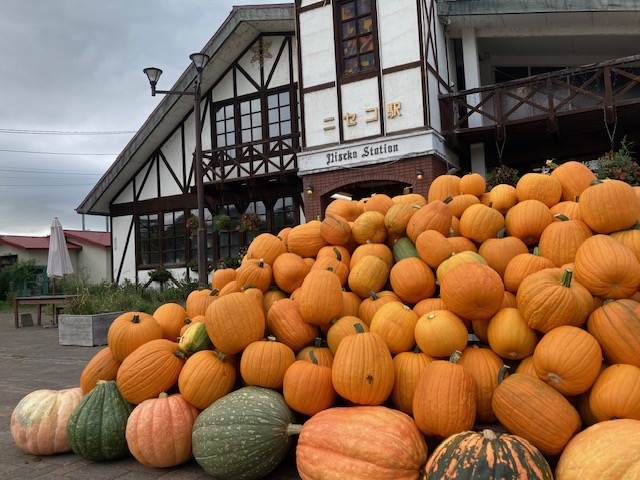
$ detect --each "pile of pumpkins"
[10,160,640,479]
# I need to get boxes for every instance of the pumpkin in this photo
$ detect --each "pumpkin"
[424,429,553,480]
[211,267,237,292]
[272,252,311,293]
[282,353,336,416]
[405,198,454,242]
[178,349,236,410]
[389,257,436,304]
[235,257,273,293]
[296,405,428,480]
[296,267,344,325]
[363,192,395,214]
[347,254,390,299]
[550,198,582,220]
[287,220,327,258]
[296,337,334,367]
[107,311,163,362]
[504,199,554,246]
[477,228,529,278]
[326,315,370,354]
[449,193,481,218]
[178,320,213,355]
[351,210,387,244]
[492,371,582,456]
[413,350,477,438]
[459,172,486,196]
[350,241,394,270]
[516,267,594,333]
[125,392,199,468]
[244,232,287,265]
[320,214,352,245]
[414,309,468,358]
[573,234,640,299]
[515,355,537,377]
[610,225,640,263]
[384,202,417,234]
[538,215,592,267]
[152,302,188,340]
[341,290,362,317]
[487,307,538,361]
[391,346,434,416]
[370,301,419,355]
[413,296,447,317]
[503,247,555,293]
[415,229,454,269]
[532,325,602,396]
[192,386,298,480]
[240,336,295,389]
[515,172,562,207]
[549,160,597,201]
[587,298,640,367]
[458,345,504,423]
[310,247,349,286]
[11,387,83,455]
[489,183,518,214]
[205,291,265,355]
[447,234,478,253]
[579,178,640,233]
[266,297,317,353]
[440,261,505,322]
[589,363,640,422]
[116,338,186,404]
[357,289,400,325]
[325,198,362,221]
[332,323,395,405]
[186,288,218,317]
[435,250,488,286]
[66,380,134,461]
[79,346,121,394]
[555,419,640,480]
[428,170,461,203]
[459,203,505,243]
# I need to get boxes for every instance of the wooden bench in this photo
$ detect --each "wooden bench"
[13,295,79,328]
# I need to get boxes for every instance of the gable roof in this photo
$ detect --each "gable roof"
[0,230,110,251]
[76,4,295,217]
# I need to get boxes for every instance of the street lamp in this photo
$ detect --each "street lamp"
[144,53,210,287]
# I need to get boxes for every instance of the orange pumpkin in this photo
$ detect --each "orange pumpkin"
[347,254,390,299]
[325,198,363,222]
[266,298,317,353]
[384,202,417,235]
[389,257,436,304]
[240,336,295,390]
[549,160,597,201]
[107,311,163,362]
[296,268,344,325]
[414,310,468,358]
[178,350,236,410]
[351,210,387,244]
[320,214,352,245]
[428,171,461,203]
[272,252,310,294]
[296,337,334,367]
[125,392,199,468]
[459,172,486,197]
[357,290,400,326]
[211,267,237,292]
[439,261,505,322]
[532,325,603,396]
[235,258,273,293]
[80,347,122,395]
[538,216,592,267]
[487,308,538,361]
[391,346,434,415]
[244,232,287,265]
[448,193,481,218]
[515,172,562,207]
[331,324,395,405]
[503,247,555,293]
[587,298,640,367]
[369,301,419,355]
[413,350,477,438]
[579,179,640,233]
[116,338,186,404]
[477,229,529,278]
[504,199,554,246]
[459,203,505,243]
[153,302,188,340]
[326,316,370,355]
[405,199,454,242]
[415,229,454,269]
[489,183,518,214]
[287,221,327,258]
[283,355,336,416]
[458,345,504,423]
[589,363,640,422]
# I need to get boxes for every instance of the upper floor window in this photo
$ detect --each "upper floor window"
[339,0,376,76]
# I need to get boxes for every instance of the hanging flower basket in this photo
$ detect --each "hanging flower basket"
[212,214,231,232]
[186,215,199,233]
[148,268,171,283]
[238,212,261,232]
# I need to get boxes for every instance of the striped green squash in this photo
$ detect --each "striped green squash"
[66,380,134,461]
[424,429,553,479]
[192,386,300,480]
[392,236,420,263]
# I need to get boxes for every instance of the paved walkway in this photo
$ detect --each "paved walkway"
[0,311,300,479]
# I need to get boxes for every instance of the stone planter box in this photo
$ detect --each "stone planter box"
[58,312,124,347]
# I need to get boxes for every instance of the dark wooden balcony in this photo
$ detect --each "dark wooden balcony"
[439,55,640,167]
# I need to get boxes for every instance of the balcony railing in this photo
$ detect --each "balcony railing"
[439,55,640,143]
[202,133,300,184]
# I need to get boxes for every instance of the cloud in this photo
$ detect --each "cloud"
[0,0,280,235]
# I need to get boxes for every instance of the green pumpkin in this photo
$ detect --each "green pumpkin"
[192,386,300,480]
[424,429,553,479]
[66,380,134,461]
[392,236,420,262]
[178,321,213,355]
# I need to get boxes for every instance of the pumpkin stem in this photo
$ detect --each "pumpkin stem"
[210,288,219,296]
[159,392,169,399]
[498,364,511,384]
[447,167,460,175]
[267,335,277,342]
[546,159,559,169]
[532,246,540,256]
[286,423,303,436]
[354,323,365,334]
[482,429,498,441]
[332,247,342,262]
[369,290,379,300]
[590,179,603,186]
[413,345,422,354]
[174,349,187,359]
[497,227,507,239]
[216,351,227,362]
[560,268,574,288]
[314,337,323,348]
[259,258,265,268]
[309,350,319,365]
[554,213,569,222]
[131,314,140,324]
[449,350,462,364]
[443,196,454,204]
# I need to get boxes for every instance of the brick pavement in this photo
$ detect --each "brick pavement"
[0,311,300,480]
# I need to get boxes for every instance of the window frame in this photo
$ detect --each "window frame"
[335,0,380,82]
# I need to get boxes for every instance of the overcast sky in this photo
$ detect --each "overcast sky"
[0,0,284,236]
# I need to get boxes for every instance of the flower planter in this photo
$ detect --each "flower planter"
[58,312,124,347]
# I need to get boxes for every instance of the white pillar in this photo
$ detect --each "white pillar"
[461,27,486,174]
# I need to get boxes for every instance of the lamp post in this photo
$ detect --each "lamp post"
[144,53,210,287]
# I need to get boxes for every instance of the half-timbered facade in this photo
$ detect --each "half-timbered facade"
[78,1,640,285]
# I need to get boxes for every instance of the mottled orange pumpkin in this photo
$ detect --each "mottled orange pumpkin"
[347,254,390,299]
[351,210,387,244]
[125,392,199,468]
[384,202,417,235]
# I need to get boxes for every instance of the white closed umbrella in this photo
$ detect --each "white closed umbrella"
[47,217,73,295]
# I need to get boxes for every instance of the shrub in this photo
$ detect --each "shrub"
[0,259,37,301]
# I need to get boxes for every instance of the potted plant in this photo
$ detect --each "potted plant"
[148,268,172,283]
[486,164,520,189]
[188,260,198,272]
[186,215,199,234]
[212,214,231,232]
[595,136,640,185]
[238,212,261,232]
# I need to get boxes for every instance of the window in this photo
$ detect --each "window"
[273,196,297,231]
[139,214,159,266]
[217,204,241,267]
[268,91,292,150]
[338,0,376,76]
[163,212,186,264]
[215,104,236,159]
